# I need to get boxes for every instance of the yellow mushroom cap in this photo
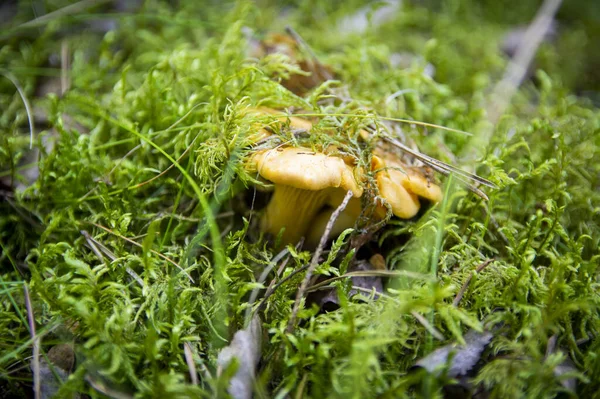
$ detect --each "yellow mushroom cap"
[248,147,362,245]
[250,147,362,196]
[372,154,442,219]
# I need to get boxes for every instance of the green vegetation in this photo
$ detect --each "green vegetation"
[1,1,598,397]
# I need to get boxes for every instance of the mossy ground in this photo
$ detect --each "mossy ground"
[1,1,599,398]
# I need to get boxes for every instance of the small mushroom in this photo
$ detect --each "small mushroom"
[371,151,442,219]
[304,152,442,246]
[247,147,363,245]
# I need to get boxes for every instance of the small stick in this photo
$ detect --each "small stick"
[284,26,334,80]
[286,190,354,333]
[305,269,432,293]
[453,259,495,307]
[89,222,194,283]
[245,247,290,324]
[255,263,310,314]
[86,374,133,399]
[545,335,557,359]
[24,284,40,399]
[411,311,445,341]
[183,343,199,385]
[60,40,70,95]
[81,230,145,287]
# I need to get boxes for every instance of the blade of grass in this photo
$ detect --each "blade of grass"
[291,112,473,136]
[0,71,35,149]
[23,284,40,399]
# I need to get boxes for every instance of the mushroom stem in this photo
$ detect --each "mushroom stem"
[305,204,359,248]
[261,185,329,245]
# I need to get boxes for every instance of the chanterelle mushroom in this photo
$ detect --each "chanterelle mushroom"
[372,150,442,219]
[247,147,363,245]
[245,108,443,246]
[304,150,442,246]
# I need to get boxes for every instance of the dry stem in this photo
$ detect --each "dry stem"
[453,259,495,307]
[286,189,354,333]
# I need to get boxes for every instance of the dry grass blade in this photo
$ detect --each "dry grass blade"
[287,189,354,333]
[383,137,497,190]
[0,71,35,149]
[23,284,40,399]
[487,0,563,125]
[81,230,145,287]
[13,0,112,30]
[89,222,194,283]
[453,259,495,307]
[183,342,199,385]
[60,40,70,95]
[81,229,107,261]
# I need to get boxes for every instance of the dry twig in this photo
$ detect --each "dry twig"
[245,246,291,324]
[286,189,354,333]
[453,259,495,307]
[487,0,563,125]
[183,342,199,385]
[24,284,40,399]
[411,311,445,341]
[89,222,194,283]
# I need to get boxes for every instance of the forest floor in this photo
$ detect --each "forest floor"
[0,1,599,398]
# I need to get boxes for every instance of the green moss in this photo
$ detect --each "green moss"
[0,1,598,397]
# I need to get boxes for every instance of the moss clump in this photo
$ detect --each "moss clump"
[1,1,599,398]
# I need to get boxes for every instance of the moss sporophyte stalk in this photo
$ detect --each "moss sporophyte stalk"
[0,1,599,398]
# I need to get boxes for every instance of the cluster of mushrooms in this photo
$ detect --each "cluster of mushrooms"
[244,108,443,247]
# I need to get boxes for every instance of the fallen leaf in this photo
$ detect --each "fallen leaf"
[554,354,578,392]
[415,330,493,377]
[33,343,78,399]
[317,260,383,309]
[217,315,262,399]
